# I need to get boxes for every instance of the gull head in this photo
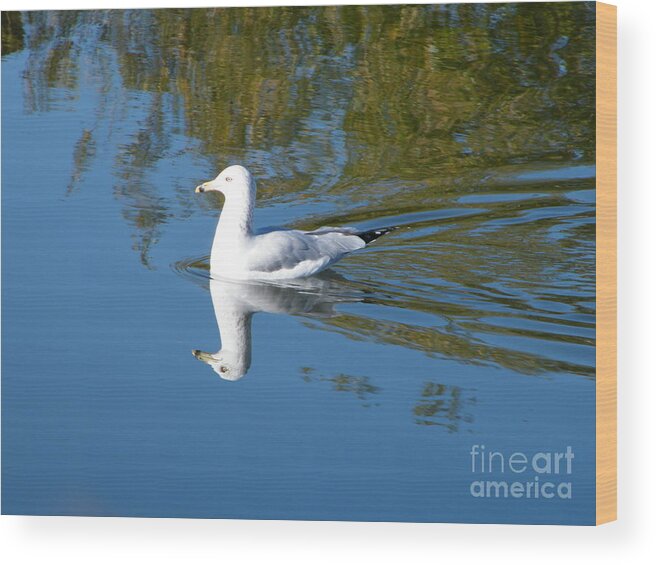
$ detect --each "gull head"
[191,348,249,381]
[195,165,254,197]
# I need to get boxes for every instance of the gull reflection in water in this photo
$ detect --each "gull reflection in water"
[192,274,361,380]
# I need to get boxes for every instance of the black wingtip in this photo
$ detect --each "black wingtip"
[356,226,397,244]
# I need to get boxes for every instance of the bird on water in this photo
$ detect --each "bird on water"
[195,165,394,281]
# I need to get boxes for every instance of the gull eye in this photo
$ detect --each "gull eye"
[219,365,228,373]
[225,177,232,182]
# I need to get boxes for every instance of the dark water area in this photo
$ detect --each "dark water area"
[2,3,596,524]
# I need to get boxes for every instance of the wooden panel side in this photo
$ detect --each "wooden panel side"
[596,1,617,526]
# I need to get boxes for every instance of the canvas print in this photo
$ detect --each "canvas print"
[1,2,615,524]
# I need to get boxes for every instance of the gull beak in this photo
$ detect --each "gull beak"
[192,349,214,362]
[195,184,205,193]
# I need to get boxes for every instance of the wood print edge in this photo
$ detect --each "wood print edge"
[595,1,617,526]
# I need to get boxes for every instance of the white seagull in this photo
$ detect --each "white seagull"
[195,165,393,280]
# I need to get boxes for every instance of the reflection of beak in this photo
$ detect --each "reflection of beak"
[192,349,213,362]
[195,184,205,193]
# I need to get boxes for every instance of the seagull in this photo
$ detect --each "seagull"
[195,165,394,280]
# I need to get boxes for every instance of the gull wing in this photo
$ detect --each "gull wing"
[246,228,366,274]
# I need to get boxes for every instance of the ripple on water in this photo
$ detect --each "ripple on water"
[173,174,596,380]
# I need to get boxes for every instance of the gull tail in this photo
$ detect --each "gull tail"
[356,226,397,245]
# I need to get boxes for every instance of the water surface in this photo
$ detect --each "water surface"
[2,4,596,524]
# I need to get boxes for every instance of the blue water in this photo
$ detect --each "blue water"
[2,6,596,524]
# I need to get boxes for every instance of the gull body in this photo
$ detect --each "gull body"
[195,165,392,281]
